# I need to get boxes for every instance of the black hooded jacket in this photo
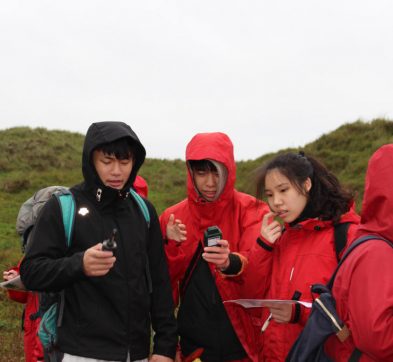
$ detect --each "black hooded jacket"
[20,122,177,361]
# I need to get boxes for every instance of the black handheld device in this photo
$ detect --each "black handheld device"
[102,228,118,252]
[203,226,222,248]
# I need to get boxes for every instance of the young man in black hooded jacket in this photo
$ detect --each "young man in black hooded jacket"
[20,122,177,362]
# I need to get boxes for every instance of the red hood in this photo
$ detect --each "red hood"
[356,144,393,241]
[133,175,148,198]
[185,132,236,203]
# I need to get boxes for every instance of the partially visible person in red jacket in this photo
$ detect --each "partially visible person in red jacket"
[325,144,393,362]
[134,175,148,198]
[239,152,360,361]
[3,263,44,362]
[159,132,269,362]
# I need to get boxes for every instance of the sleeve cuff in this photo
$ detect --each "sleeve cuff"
[290,303,302,323]
[219,252,248,277]
[220,253,242,275]
[256,237,274,252]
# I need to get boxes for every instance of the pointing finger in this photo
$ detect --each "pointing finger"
[262,212,276,228]
[168,214,175,226]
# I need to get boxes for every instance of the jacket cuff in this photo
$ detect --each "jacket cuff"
[220,253,242,275]
[256,237,274,252]
[290,303,302,323]
[219,252,248,277]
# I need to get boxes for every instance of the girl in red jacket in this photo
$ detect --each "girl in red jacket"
[3,265,44,362]
[241,152,360,361]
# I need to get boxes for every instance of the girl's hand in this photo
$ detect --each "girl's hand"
[3,270,19,281]
[266,302,292,324]
[166,214,187,243]
[260,212,282,245]
[203,239,230,270]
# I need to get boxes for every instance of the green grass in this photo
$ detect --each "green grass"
[1,119,393,360]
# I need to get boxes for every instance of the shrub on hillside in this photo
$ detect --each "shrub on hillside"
[1,178,31,193]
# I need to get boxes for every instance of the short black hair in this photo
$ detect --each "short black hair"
[94,137,135,160]
[188,159,217,172]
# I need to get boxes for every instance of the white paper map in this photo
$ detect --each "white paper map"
[223,298,312,309]
[0,275,26,291]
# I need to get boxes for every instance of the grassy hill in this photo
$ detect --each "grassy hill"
[0,119,392,361]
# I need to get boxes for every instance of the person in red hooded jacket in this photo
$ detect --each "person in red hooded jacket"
[3,265,44,362]
[159,132,269,362]
[324,144,393,362]
[237,152,360,361]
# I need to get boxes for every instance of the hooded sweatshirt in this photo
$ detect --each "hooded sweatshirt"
[325,144,393,362]
[160,132,269,361]
[20,121,177,361]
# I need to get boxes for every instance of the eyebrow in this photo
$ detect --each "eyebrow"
[265,182,290,192]
[102,154,116,159]
[275,182,290,188]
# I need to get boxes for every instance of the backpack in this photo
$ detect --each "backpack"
[286,234,393,362]
[16,185,151,356]
[16,186,71,252]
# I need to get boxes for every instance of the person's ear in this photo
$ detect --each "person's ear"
[304,177,312,193]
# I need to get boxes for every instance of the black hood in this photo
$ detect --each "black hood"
[82,122,146,192]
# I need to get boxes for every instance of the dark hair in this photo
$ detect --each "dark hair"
[94,137,135,160]
[188,159,217,172]
[255,152,353,223]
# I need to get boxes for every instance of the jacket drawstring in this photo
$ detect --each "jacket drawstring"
[96,188,102,202]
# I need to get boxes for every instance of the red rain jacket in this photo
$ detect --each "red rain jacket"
[325,144,393,362]
[240,207,360,361]
[7,264,44,362]
[160,132,269,361]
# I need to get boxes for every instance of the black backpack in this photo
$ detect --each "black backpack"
[286,234,393,362]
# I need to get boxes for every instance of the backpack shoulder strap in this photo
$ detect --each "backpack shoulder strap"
[328,234,393,289]
[51,191,75,334]
[130,188,150,228]
[54,191,76,247]
[129,188,152,293]
[333,222,351,261]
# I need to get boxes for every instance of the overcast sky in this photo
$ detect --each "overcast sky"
[1,1,392,160]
